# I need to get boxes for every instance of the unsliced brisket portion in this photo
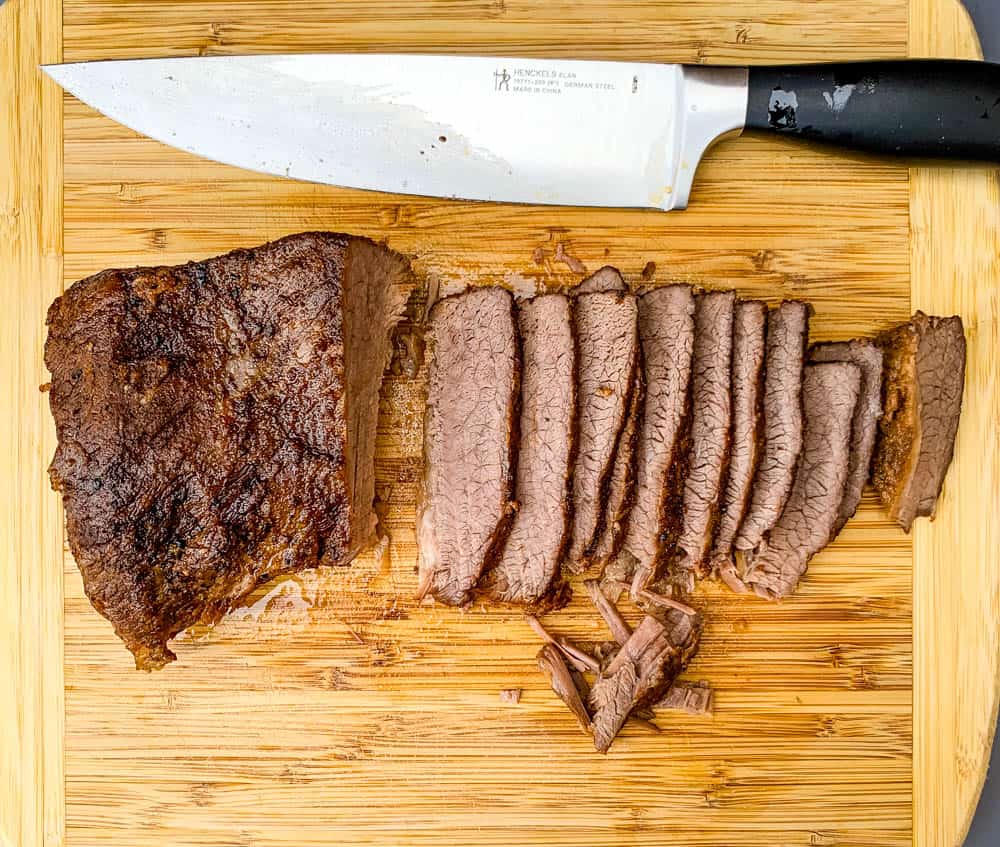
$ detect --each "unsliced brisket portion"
[480,294,575,605]
[566,289,639,568]
[418,287,519,606]
[810,339,884,535]
[735,300,809,553]
[711,300,767,586]
[676,290,736,581]
[588,609,702,752]
[45,232,411,669]
[743,362,861,600]
[872,312,966,531]
[623,285,696,592]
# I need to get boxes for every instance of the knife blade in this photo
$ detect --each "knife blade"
[43,54,1000,211]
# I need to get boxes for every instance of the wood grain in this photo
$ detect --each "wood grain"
[909,2,1000,845]
[0,0,991,844]
[0,1,64,846]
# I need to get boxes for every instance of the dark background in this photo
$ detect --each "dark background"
[949,7,996,845]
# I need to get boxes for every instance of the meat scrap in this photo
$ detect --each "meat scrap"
[45,232,411,669]
[588,610,702,752]
[499,688,522,704]
[537,643,592,734]
[583,578,632,646]
[736,301,809,553]
[417,288,520,606]
[657,681,714,716]
[480,294,575,606]
[623,285,696,594]
[743,362,861,599]
[810,339,884,535]
[676,290,736,581]
[567,284,639,569]
[711,300,767,586]
[872,312,966,531]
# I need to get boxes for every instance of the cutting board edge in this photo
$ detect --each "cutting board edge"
[909,2,1000,846]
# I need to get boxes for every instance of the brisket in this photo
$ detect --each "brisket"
[676,290,736,580]
[622,285,696,592]
[735,300,809,552]
[45,232,411,669]
[810,339,884,535]
[417,287,519,606]
[588,609,702,752]
[480,294,575,605]
[872,312,966,531]
[711,300,767,584]
[566,288,639,568]
[743,362,861,599]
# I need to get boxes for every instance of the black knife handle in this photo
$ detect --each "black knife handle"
[745,60,1000,162]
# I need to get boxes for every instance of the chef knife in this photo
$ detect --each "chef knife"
[44,54,1000,211]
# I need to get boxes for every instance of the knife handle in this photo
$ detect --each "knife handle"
[744,60,1000,162]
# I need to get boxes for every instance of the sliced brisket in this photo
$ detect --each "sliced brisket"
[676,290,736,581]
[810,339,884,535]
[735,300,809,553]
[711,300,767,585]
[567,288,639,568]
[622,285,696,592]
[872,312,966,531]
[480,294,575,605]
[45,232,411,669]
[743,362,861,599]
[417,287,519,606]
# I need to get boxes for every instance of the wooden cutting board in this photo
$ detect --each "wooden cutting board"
[3,1,999,845]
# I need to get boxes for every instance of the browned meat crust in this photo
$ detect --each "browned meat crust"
[45,232,410,669]
[872,312,966,531]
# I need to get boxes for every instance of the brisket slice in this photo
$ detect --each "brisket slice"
[592,365,643,565]
[588,609,702,752]
[872,312,966,531]
[622,285,696,592]
[735,300,809,552]
[566,289,639,568]
[810,339,884,535]
[45,232,411,670]
[480,294,575,605]
[417,287,519,606]
[743,362,861,600]
[711,300,767,586]
[676,290,736,581]
[577,266,640,566]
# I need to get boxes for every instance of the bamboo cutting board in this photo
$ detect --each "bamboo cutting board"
[2,1,999,845]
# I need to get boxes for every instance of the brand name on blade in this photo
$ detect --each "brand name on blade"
[493,66,619,95]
